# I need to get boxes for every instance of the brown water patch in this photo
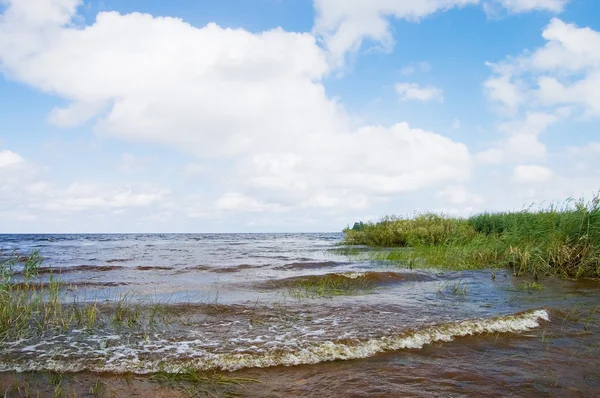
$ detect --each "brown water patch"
[0,371,249,398]
[105,258,133,263]
[135,265,175,271]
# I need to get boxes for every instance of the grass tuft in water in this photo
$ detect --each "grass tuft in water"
[0,252,199,343]
[517,282,545,292]
[289,274,374,299]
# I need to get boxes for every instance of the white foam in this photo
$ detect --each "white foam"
[0,309,549,374]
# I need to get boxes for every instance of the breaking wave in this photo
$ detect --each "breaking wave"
[0,309,549,374]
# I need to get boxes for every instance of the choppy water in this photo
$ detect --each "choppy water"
[1,233,600,396]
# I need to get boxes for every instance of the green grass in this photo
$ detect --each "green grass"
[343,194,600,279]
[0,252,79,340]
[0,253,185,342]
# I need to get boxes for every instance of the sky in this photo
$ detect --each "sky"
[0,0,599,233]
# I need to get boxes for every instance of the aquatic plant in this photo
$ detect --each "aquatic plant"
[344,194,600,279]
[151,367,258,397]
[0,253,195,342]
[517,282,545,292]
[287,273,375,298]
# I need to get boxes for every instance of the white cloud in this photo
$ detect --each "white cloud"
[1,0,80,27]
[437,185,484,205]
[312,0,479,66]
[0,148,169,220]
[48,101,106,127]
[312,0,565,66]
[214,192,289,213]
[0,149,24,168]
[0,0,472,218]
[480,17,600,184]
[513,165,553,183]
[238,123,471,207]
[483,71,524,113]
[35,185,169,212]
[0,5,335,157]
[494,0,569,13]
[475,111,562,164]
[485,18,600,116]
[395,83,444,102]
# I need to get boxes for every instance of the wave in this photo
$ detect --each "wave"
[0,309,548,374]
[135,266,174,271]
[175,264,263,274]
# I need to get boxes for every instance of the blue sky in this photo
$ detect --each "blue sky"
[0,0,599,233]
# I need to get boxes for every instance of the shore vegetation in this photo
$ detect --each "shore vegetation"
[343,195,600,279]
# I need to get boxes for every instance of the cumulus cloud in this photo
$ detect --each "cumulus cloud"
[479,17,599,182]
[312,0,567,66]
[513,165,553,183]
[395,83,444,102]
[475,112,561,164]
[237,123,471,211]
[0,0,473,218]
[0,2,335,157]
[0,149,24,168]
[485,18,600,116]
[483,71,524,114]
[312,0,479,65]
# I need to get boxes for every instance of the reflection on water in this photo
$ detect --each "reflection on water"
[1,233,600,396]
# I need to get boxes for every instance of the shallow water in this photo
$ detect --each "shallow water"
[1,233,600,396]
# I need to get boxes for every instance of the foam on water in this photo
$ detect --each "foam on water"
[0,309,549,374]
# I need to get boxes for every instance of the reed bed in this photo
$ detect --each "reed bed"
[344,195,600,279]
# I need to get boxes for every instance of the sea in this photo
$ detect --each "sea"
[1,233,599,396]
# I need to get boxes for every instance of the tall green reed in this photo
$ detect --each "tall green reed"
[344,194,600,279]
